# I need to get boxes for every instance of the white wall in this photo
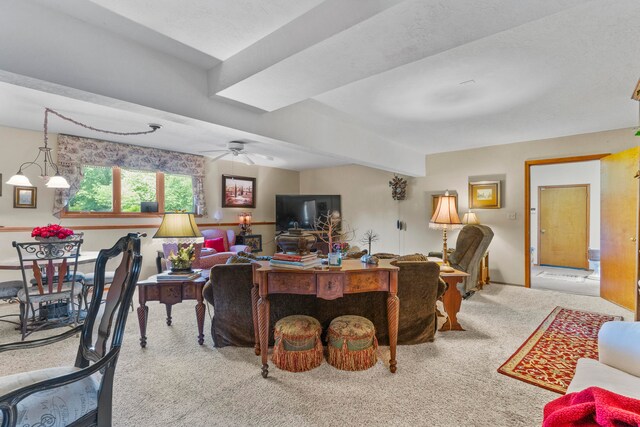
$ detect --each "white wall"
[301,127,639,285]
[530,161,600,263]
[0,125,299,282]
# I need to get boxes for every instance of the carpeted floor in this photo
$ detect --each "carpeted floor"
[0,284,631,427]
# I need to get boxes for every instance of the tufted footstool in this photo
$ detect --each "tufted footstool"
[327,315,378,371]
[272,315,323,373]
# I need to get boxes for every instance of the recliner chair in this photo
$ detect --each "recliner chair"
[447,224,494,296]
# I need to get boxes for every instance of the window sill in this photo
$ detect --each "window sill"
[61,212,165,219]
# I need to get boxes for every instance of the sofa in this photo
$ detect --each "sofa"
[567,321,640,399]
[202,259,445,347]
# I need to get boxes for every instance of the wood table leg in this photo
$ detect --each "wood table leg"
[251,284,260,356]
[165,304,172,326]
[258,295,270,378]
[137,304,148,347]
[440,277,465,331]
[387,293,399,373]
[195,301,205,345]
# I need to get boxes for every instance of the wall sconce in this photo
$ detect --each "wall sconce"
[238,212,252,235]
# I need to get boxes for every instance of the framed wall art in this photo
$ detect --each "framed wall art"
[469,181,501,209]
[222,175,256,208]
[14,186,37,209]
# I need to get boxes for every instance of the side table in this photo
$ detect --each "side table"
[136,274,208,347]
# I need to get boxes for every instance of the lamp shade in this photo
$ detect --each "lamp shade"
[45,175,71,189]
[462,212,480,225]
[6,173,33,187]
[153,212,202,238]
[429,192,462,230]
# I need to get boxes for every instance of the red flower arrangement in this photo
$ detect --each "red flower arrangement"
[31,224,74,240]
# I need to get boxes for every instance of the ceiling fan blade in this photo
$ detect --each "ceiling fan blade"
[240,154,255,165]
[208,152,230,162]
[254,153,274,161]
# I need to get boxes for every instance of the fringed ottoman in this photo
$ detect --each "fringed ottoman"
[272,315,323,372]
[327,315,378,371]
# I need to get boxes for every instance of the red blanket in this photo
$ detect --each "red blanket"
[543,387,640,427]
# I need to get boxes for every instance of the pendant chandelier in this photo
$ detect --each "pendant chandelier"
[6,108,161,189]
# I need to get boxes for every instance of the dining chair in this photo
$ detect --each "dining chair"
[12,237,84,340]
[0,232,143,427]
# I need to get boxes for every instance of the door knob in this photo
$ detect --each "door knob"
[540,229,546,234]
[631,237,637,242]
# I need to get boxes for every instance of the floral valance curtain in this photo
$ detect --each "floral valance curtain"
[53,134,207,217]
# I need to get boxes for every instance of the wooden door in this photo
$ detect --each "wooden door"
[601,147,640,313]
[539,185,589,269]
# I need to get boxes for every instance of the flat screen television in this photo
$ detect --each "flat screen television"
[275,195,341,231]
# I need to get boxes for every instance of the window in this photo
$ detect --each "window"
[66,166,195,217]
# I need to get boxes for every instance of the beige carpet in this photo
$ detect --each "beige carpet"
[0,284,631,427]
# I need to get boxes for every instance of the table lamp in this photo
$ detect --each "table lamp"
[429,191,462,272]
[461,211,480,225]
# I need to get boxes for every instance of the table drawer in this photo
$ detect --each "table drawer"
[159,285,183,304]
[317,274,343,300]
[268,272,316,295]
[344,271,389,293]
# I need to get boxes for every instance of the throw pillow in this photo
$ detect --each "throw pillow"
[204,238,226,253]
[237,251,258,260]
[396,253,428,262]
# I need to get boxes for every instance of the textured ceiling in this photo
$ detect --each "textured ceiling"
[1,0,639,175]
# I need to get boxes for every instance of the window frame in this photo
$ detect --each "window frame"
[62,167,194,218]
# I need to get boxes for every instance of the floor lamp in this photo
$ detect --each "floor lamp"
[429,191,462,272]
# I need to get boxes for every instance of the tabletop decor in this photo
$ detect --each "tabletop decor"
[498,306,622,393]
[31,224,74,241]
[167,244,196,272]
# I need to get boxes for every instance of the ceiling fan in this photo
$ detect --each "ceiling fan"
[199,141,273,165]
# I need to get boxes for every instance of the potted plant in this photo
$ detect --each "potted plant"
[168,244,196,272]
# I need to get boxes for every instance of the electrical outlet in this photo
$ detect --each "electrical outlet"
[508,212,517,220]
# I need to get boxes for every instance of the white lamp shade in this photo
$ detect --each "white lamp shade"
[213,210,223,222]
[6,173,33,187]
[462,212,480,224]
[45,175,71,189]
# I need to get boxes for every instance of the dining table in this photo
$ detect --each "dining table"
[0,251,101,270]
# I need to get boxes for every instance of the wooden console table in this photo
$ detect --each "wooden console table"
[253,259,399,378]
[136,274,208,347]
[439,268,470,331]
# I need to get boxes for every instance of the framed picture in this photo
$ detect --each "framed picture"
[222,175,256,208]
[431,192,458,218]
[241,234,263,253]
[469,181,501,209]
[14,186,37,209]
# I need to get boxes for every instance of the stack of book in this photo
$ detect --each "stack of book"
[269,253,321,270]
[156,269,202,281]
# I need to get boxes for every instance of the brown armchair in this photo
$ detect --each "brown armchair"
[448,224,494,295]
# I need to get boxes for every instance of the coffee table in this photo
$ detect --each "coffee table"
[136,273,208,347]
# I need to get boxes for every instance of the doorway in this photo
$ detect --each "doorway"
[526,157,603,296]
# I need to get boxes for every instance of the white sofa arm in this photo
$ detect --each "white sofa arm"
[598,321,640,377]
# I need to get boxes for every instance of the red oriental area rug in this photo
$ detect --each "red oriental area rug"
[498,306,623,394]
